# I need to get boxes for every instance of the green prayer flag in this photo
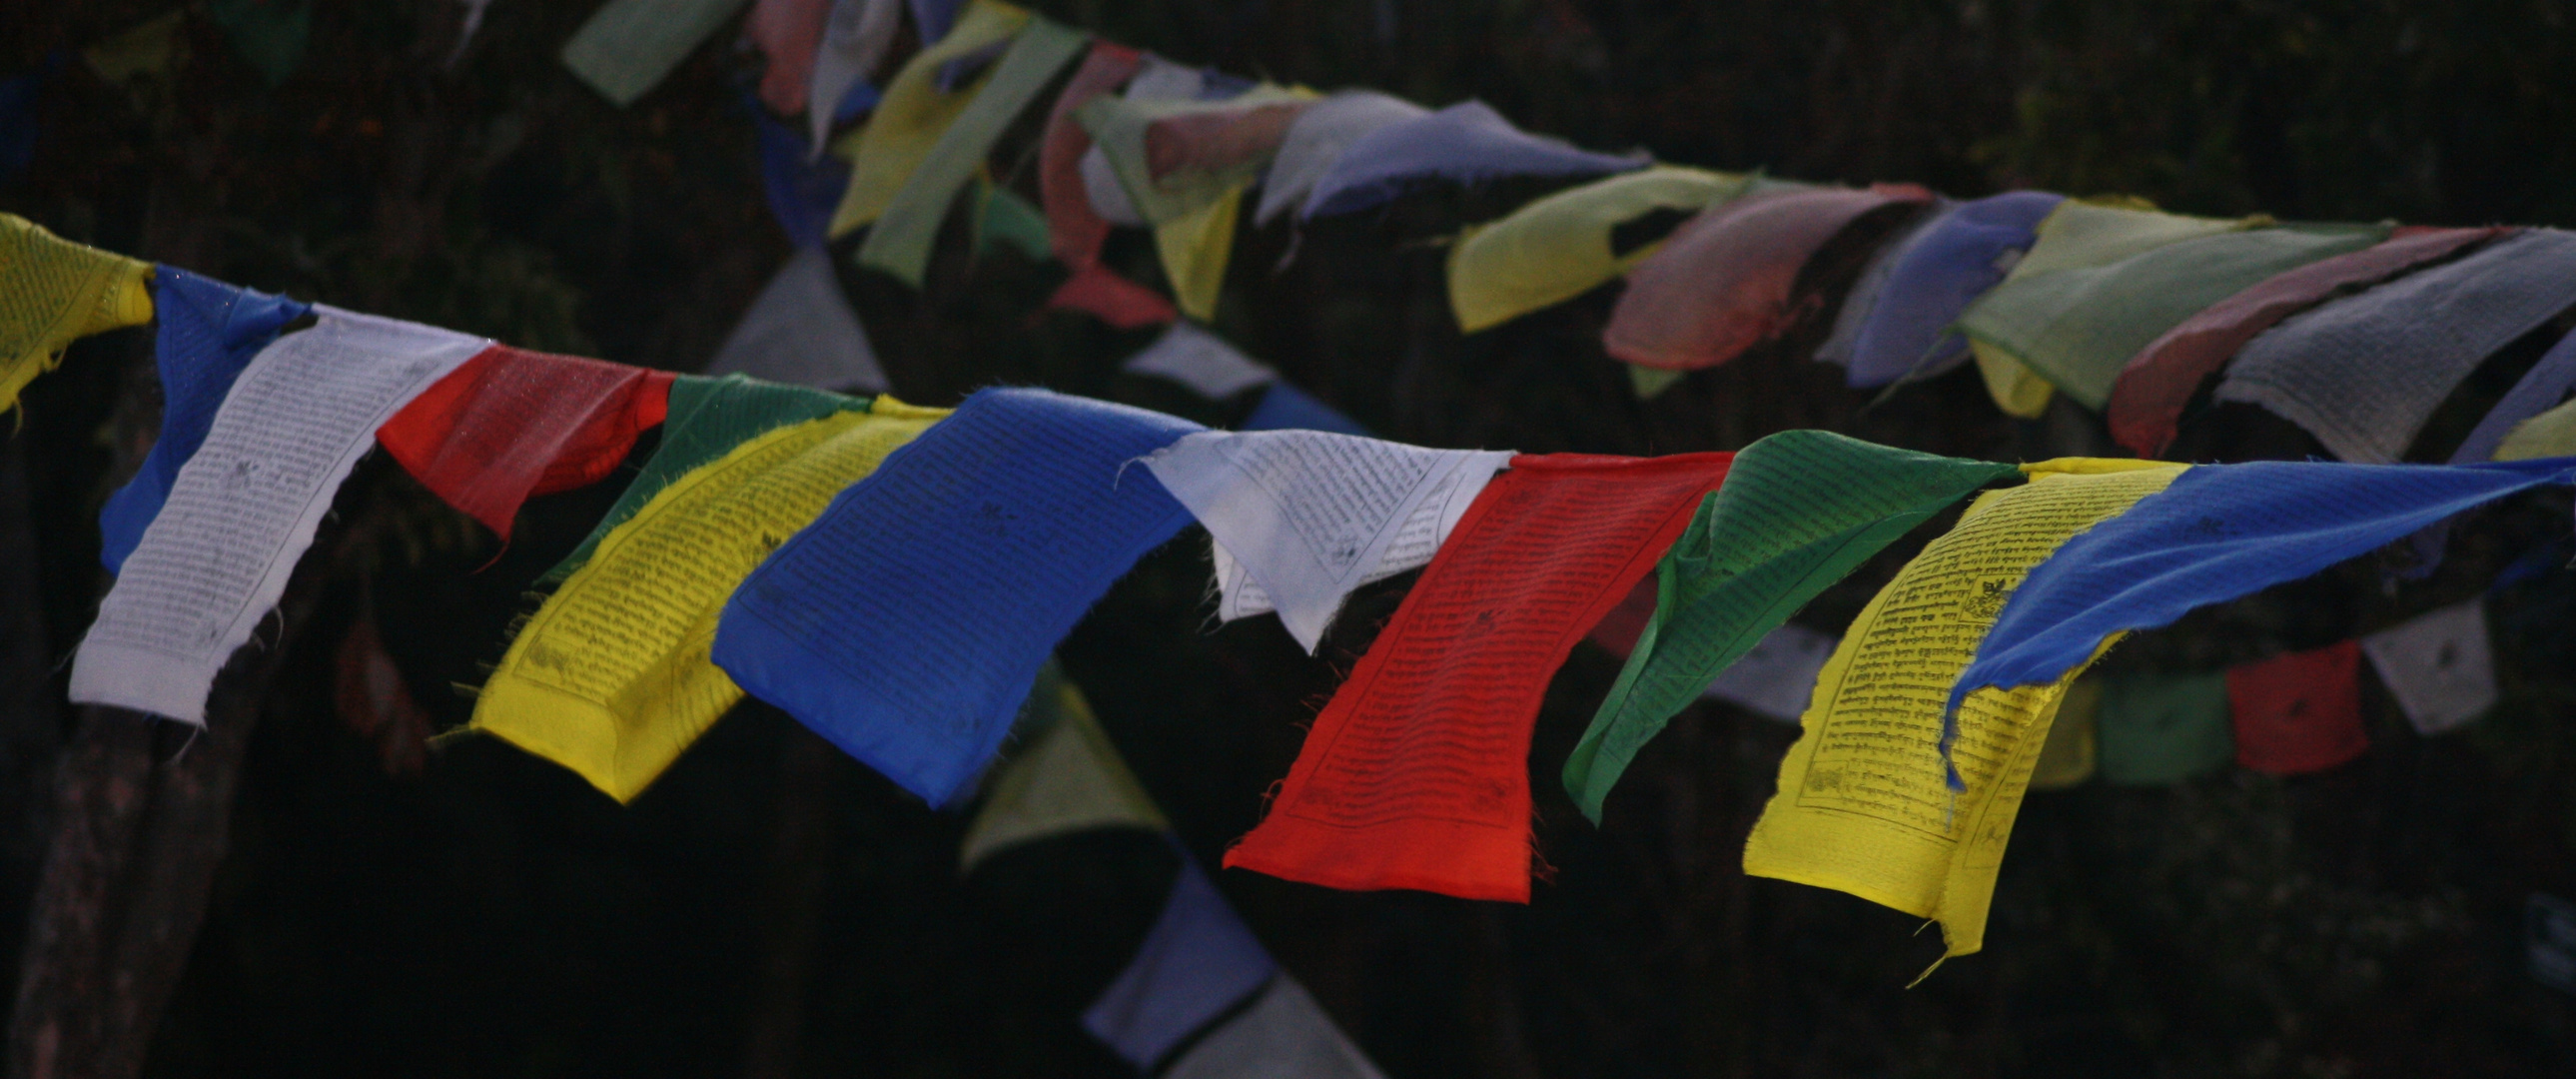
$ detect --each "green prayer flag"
[976,178,1054,260]
[959,663,1171,871]
[540,374,868,584]
[558,0,750,106]
[1627,364,1688,400]
[1961,222,2387,409]
[2094,671,2234,785]
[855,17,1086,288]
[1565,430,2019,821]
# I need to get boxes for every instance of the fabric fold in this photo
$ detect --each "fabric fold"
[1445,166,1751,334]
[1038,43,1179,327]
[1844,191,2064,389]
[1299,100,1645,221]
[711,388,1203,805]
[1226,451,1734,901]
[827,0,1033,239]
[1256,91,1429,227]
[2,213,155,415]
[377,345,676,540]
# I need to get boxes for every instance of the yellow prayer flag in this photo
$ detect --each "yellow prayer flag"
[826,0,1032,239]
[2028,676,2100,790]
[1743,458,2185,964]
[2496,396,2576,462]
[959,679,1170,871]
[1971,340,2056,419]
[1155,186,1244,322]
[1445,166,1750,333]
[2,215,154,414]
[472,397,948,801]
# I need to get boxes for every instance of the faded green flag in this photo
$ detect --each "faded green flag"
[1564,430,2018,822]
[960,665,1171,871]
[541,374,868,583]
[2095,671,2234,785]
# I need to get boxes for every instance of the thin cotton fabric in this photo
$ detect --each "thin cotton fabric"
[1038,43,1177,328]
[1565,431,2016,823]
[1299,101,1644,221]
[98,268,308,573]
[544,374,869,584]
[1256,91,1427,227]
[2094,672,2233,785]
[1952,457,2576,710]
[712,389,1202,805]
[2107,227,2507,457]
[376,345,676,540]
[473,398,944,801]
[2215,229,2576,463]
[1121,322,1276,400]
[855,14,1084,286]
[749,0,832,115]
[1082,859,1277,1069]
[2360,596,2497,736]
[1813,201,1949,369]
[559,0,749,106]
[1604,185,1934,372]
[1743,459,2185,960]
[755,105,851,249]
[1958,223,2388,410]
[2227,641,2367,776]
[1844,191,2064,389]
[707,246,890,393]
[1162,975,1385,1079]
[1227,452,1734,900]
[1446,166,1752,334]
[827,0,1032,239]
[2,213,154,415]
[958,673,1169,870]
[1080,86,1309,226]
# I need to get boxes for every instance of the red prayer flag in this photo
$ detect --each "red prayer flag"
[748,0,834,116]
[1037,42,1177,328]
[377,345,675,540]
[1584,573,1659,659]
[1225,452,1734,901]
[2107,226,2509,458]
[1604,184,1931,372]
[1144,102,1309,183]
[2226,639,2368,776]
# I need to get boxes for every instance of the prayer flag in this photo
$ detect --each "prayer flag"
[474,398,945,801]
[1122,322,1277,400]
[1227,451,1734,900]
[377,345,675,540]
[1813,201,1949,369]
[806,0,903,150]
[1,213,153,416]
[1566,431,2016,822]
[206,0,312,87]
[749,0,834,116]
[754,104,851,249]
[959,672,1169,870]
[2108,227,2507,457]
[1256,91,1428,227]
[1083,859,1277,1069]
[560,0,748,106]
[1702,624,1837,723]
[2498,397,2576,462]
[2028,677,2100,790]
[1299,101,1645,221]
[1080,86,1310,227]
[1446,166,1753,334]
[2215,229,2576,463]
[1038,43,1177,327]
[1844,191,2063,389]
[2360,596,2497,736]
[2226,640,2367,776]
[2094,672,2233,785]
[98,268,308,573]
[1604,185,1933,372]
[1162,975,1384,1079]
[707,247,891,394]
[1241,382,1367,436]
[827,0,1033,239]
[711,388,1203,805]
[1743,459,2184,962]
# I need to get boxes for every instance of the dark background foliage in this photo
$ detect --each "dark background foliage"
[4,1,2576,1076]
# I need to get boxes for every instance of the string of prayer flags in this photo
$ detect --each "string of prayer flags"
[559,0,749,107]
[958,671,1169,871]
[1081,86,1310,227]
[1255,91,1428,227]
[1565,431,2017,823]
[749,0,833,115]
[1812,200,1949,369]
[1957,200,2258,417]
[708,247,891,394]
[1844,191,2065,389]
[711,388,1203,806]
[2094,672,2234,785]
[1446,166,1754,334]
[71,308,488,724]
[1226,451,1734,900]
[2360,596,2498,736]
[1,213,154,415]
[1083,858,1279,1070]
[97,268,309,574]
[473,397,944,801]
[1143,430,1512,652]
[1702,623,1838,723]
[1951,457,2576,717]
[544,373,870,583]
[1163,974,1386,1079]
[2226,640,2368,776]
[806,0,902,151]
[826,0,1032,239]
[2027,677,2101,790]
[1242,382,1368,436]
[1122,322,1277,401]
[1039,42,1178,328]
[855,12,1084,286]
[376,345,676,540]
[1957,222,2390,410]
[2107,226,2509,458]
[1297,100,1647,221]
[1603,185,1933,373]
[2498,396,2576,462]
[1743,459,2185,962]
[205,0,312,87]
[2214,229,2576,463]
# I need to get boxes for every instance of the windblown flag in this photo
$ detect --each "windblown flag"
[2,213,153,415]
[1843,191,2063,389]
[377,346,675,540]
[1298,101,1644,221]
[1445,166,1752,334]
